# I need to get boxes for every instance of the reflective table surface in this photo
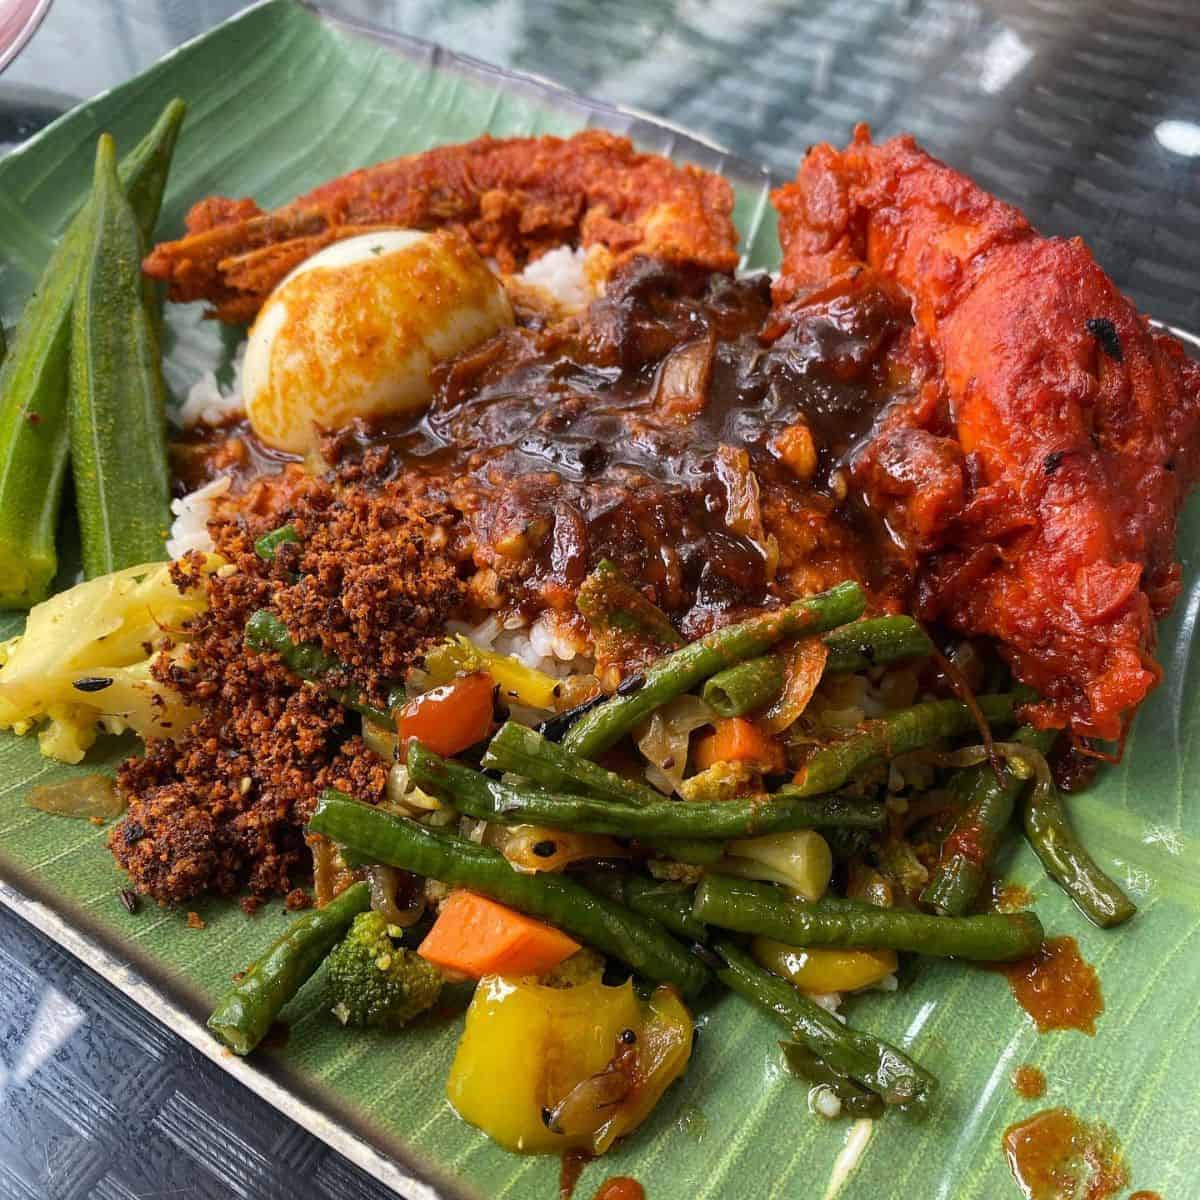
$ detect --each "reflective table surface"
[1,1,1198,1196]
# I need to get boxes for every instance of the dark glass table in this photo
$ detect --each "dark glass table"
[1,1,1197,1196]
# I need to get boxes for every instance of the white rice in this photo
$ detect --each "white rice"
[811,1086,843,1120]
[176,342,247,429]
[165,473,231,559]
[514,246,598,313]
[449,609,592,681]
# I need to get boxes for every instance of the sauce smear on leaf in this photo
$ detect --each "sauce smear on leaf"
[1003,1108,1127,1200]
[996,936,1103,1033]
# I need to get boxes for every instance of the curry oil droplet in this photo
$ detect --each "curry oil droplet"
[996,936,1103,1034]
[1012,1065,1046,1099]
[1003,1107,1128,1200]
[593,1178,645,1200]
[559,1148,592,1200]
[1128,1192,1163,1200]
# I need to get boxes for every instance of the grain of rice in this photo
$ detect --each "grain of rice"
[165,474,231,559]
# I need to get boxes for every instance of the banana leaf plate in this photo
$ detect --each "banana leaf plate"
[0,2,1196,1197]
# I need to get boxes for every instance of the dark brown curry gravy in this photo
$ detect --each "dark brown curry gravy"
[177,258,914,632]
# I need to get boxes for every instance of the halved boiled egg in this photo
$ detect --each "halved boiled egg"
[242,229,513,454]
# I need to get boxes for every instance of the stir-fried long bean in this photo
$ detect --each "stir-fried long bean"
[482,721,716,862]
[780,1042,885,1118]
[562,581,866,758]
[308,790,711,995]
[694,875,1043,961]
[779,694,1017,799]
[244,610,395,725]
[1025,772,1136,929]
[0,99,185,607]
[703,617,934,718]
[70,135,172,576]
[821,616,934,676]
[484,720,663,806]
[208,881,370,1055]
[922,726,1057,916]
[581,871,707,943]
[409,744,885,840]
[713,939,935,1109]
[702,655,786,718]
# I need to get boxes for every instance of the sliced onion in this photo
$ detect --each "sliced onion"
[763,637,829,734]
[900,740,1052,790]
[653,337,714,420]
[27,775,124,820]
[545,1040,639,1136]
[385,763,442,812]
[715,445,780,580]
[489,824,628,873]
[635,695,716,795]
[367,864,425,928]
[362,721,399,761]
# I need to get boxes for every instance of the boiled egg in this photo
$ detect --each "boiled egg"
[242,229,513,454]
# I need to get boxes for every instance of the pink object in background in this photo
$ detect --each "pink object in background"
[0,0,51,73]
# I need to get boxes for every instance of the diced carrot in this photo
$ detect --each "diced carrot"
[692,717,785,773]
[418,891,580,978]
[396,672,495,760]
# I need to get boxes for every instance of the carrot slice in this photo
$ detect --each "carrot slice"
[418,890,580,978]
[396,672,495,760]
[692,717,784,773]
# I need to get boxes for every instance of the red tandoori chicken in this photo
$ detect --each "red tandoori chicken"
[773,125,1200,740]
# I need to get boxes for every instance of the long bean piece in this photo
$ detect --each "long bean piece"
[208,880,369,1055]
[484,720,663,806]
[580,871,707,942]
[713,938,935,1109]
[703,617,934,718]
[821,616,935,676]
[779,694,1017,799]
[0,99,185,606]
[70,135,172,576]
[694,875,1043,961]
[483,720,715,863]
[244,610,394,725]
[409,744,885,840]
[308,791,711,995]
[1025,773,1136,929]
[780,1042,885,1118]
[701,655,786,718]
[922,726,1056,916]
[562,581,866,759]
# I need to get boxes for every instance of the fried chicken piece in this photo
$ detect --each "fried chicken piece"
[143,130,739,323]
[774,125,1200,740]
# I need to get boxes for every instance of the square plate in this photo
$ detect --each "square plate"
[1,3,1197,1197]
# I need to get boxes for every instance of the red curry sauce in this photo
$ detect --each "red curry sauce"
[996,936,1103,1034]
[1003,1108,1127,1200]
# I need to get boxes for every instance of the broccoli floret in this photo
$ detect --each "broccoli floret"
[539,947,605,988]
[326,912,443,1029]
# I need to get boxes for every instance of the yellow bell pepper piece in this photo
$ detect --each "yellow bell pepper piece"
[447,974,641,1153]
[425,635,560,710]
[592,984,693,1153]
[447,975,693,1155]
[752,938,898,995]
